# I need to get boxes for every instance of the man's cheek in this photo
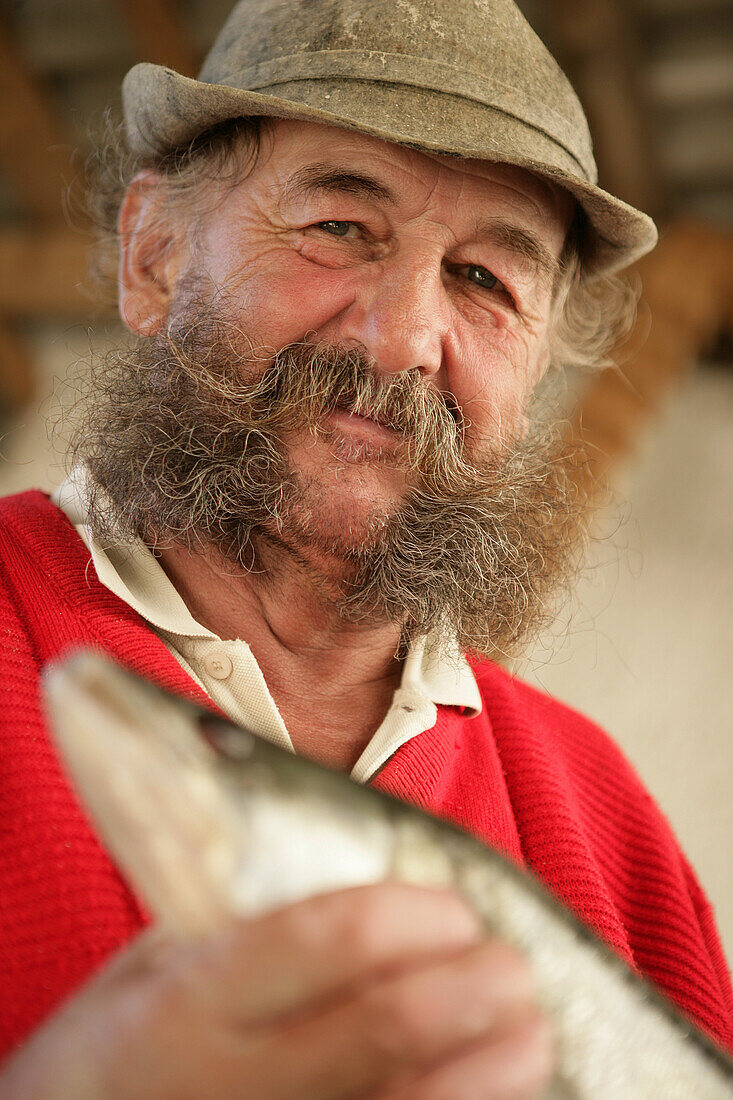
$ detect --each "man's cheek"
[204,247,358,346]
[267,264,367,347]
[451,374,520,445]
[455,335,546,442]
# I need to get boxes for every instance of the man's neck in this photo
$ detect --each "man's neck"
[156,542,404,770]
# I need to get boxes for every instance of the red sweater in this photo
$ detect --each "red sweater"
[0,490,731,1059]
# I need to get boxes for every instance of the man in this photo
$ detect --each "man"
[0,0,731,1095]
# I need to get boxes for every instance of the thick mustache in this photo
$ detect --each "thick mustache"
[270,341,461,433]
[171,330,460,438]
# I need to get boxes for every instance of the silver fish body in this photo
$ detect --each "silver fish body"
[43,652,733,1099]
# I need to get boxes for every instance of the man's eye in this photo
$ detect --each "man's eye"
[318,220,355,237]
[465,264,499,290]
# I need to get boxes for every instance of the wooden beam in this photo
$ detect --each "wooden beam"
[114,0,199,77]
[0,229,103,318]
[0,14,78,223]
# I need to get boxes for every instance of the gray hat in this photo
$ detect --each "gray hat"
[122,0,657,274]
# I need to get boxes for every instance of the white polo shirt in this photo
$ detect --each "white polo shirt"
[53,466,482,783]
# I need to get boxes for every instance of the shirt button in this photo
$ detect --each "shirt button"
[203,651,233,680]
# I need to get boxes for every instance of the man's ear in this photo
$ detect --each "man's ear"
[117,171,187,336]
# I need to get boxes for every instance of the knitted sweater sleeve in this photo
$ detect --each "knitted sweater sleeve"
[679,851,733,1037]
[474,662,733,1053]
[0,513,148,1059]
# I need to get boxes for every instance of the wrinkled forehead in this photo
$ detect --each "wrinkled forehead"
[421,147,576,235]
[260,119,576,246]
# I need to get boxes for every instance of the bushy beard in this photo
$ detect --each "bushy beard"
[70,306,587,661]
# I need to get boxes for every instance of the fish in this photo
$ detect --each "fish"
[42,651,733,1099]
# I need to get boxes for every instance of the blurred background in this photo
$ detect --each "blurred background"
[0,0,731,957]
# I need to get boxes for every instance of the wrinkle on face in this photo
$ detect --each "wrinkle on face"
[165,120,571,453]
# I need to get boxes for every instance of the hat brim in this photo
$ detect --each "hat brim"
[123,62,658,275]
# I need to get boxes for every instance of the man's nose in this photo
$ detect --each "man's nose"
[339,255,447,377]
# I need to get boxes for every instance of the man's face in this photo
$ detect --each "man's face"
[96,118,582,655]
[153,120,571,543]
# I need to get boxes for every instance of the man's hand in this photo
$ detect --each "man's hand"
[0,883,553,1099]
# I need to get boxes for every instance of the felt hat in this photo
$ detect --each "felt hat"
[122,0,658,274]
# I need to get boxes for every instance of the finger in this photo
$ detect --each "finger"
[191,881,484,1023]
[378,1011,554,1100]
[242,937,539,1099]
